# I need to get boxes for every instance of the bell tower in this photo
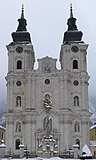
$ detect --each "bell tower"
[6,6,35,154]
[59,4,90,150]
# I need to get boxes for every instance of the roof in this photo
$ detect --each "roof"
[82,144,92,157]
[90,140,96,147]
[0,125,6,131]
[90,124,96,130]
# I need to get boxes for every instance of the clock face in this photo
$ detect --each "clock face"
[16,47,23,53]
[71,46,79,53]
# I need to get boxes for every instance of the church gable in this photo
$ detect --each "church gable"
[37,56,57,73]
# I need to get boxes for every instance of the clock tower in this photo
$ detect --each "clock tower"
[6,6,35,155]
[59,4,90,152]
[6,5,90,157]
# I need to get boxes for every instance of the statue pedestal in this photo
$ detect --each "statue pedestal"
[19,143,25,158]
[0,143,6,158]
[73,144,79,158]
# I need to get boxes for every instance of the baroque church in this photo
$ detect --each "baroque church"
[5,5,90,156]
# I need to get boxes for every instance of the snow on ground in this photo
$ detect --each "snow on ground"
[0,159,80,160]
[1,158,95,160]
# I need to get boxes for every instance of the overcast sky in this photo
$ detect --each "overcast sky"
[0,0,96,108]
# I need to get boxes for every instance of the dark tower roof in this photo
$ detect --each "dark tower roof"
[12,5,31,43]
[63,4,83,43]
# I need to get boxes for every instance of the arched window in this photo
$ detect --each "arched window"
[17,60,22,69]
[16,121,21,132]
[74,96,79,106]
[75,139,80,149]
[74,122,80,132]
[16,96,21,106]
[15,139,20,150]
[73,60,78,69]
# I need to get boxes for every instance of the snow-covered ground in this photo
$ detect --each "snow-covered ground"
[0,159,81,160]
[1,158,95,160]
[0,144,94,160]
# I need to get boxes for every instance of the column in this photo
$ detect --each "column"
[25,115,32,153]
[64,119,69,150]
[64,78,68,108]
[31,116,36,154]
[7,77,14,111]
[6,120,14,155]
[59,115,64,153]
[25,76,32,109]
[32,77,36,109]
[59,77,64,109]
[81,81,86,110]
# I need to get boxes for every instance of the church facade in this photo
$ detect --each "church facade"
[5,5,90,156]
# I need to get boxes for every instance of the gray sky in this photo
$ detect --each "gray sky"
[0,0,96,108]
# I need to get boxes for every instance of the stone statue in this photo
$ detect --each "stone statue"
[16,122,21,132]
[44,65,51,73]
[43,94,52,108]
[74,96,79,106]
[43,116,52,137]
[43,94,52,137]
[16,96,21,106]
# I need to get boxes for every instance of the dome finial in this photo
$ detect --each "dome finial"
[12,5,31,43]
[16,5,27,31]
[67,4,77,31]
[70,3,73,18]
[21,4,24,19]
[63,4,83,43]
